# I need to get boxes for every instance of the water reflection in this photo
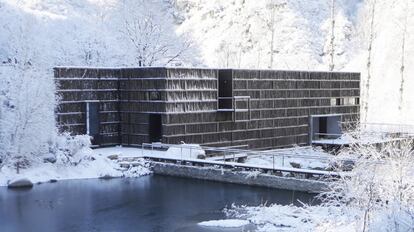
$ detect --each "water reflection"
[0,175,316,232]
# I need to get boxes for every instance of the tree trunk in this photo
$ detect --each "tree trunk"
[364,0,376,123]
[399,1,408,112]
[329,0,336,71]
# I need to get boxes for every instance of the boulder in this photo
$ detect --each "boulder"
[107,154,119,160]
[289,162,301,169]
[8,178,34,188]
[99,174,115,180]
[197,154,206,159]
[43,156,57,164]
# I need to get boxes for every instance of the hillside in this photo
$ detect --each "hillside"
[0,0,413,158]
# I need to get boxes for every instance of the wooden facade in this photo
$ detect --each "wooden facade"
[55,67,360,149]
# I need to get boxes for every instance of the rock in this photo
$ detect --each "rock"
[43,156,57,164]
[8,178,34,188]
[99,174,115,180]
[49,179,58,183]
[197,154,206,159]
[107,154,119,160]
[289,162,301,169]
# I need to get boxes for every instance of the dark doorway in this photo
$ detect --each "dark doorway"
[311,115,342,142]
[319,117,327,138]
[149,114,162,142]
[218,69,233,109]
[86,102,100,145]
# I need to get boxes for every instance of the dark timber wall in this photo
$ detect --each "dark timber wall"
[55,67,360,149]
[55,68,121,146]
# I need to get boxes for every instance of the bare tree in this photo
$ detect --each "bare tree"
[322,132,414,231]
[398,0,409,112]
[121,4,191,67]
[363,0,377,123]
[256,1,287,69]
[329,0,336,71]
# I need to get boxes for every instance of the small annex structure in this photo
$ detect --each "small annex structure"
[55,67,360,149]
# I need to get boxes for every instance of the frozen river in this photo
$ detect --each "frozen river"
[0,175,316,232]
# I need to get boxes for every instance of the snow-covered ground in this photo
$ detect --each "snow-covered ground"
[198,219,250,228]
[312,132,410,145]
[95,144,205,160]
[0,144,207,187]
[245,146,331,170]
[0,146,151,187]
[97,144,333,171]
[223,203,357,232]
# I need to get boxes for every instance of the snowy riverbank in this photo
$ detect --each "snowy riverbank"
[0,147,151,187]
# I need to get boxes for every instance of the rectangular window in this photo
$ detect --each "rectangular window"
[336,98,342,106]
[344,97,354,105]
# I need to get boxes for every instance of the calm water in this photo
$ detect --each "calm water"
[0,175,316,232]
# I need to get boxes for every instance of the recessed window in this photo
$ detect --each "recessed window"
[344,97,353,105]
[336,98,342,106]
[355,97,360,105]
[331,98,343,106]
[149,91,161,100]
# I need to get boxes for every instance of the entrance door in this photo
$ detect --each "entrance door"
[218,69,233,109]
[86,102,100,145]
[319,117,327,138]
[149,114,162,142]
[310,115,341,142]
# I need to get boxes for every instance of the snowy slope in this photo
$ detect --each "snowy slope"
[346,0,414,124]
[177,0,413,125]
[0,0,413,164]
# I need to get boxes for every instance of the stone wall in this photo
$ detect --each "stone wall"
[152,162,328,193]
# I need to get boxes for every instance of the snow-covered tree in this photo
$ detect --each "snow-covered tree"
[322,135,414,231]
[397,0,409,112]
[321,0,354,71]
[119,0,193,67]
[255,0,287,69]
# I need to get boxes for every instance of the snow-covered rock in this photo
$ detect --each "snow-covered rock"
[7,177,33,188]
[106,154,119,160]
[198,219,250,228]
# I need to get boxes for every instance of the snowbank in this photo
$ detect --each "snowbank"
[198,219,250,228]
[224,204,357,232]
[0,147,151,187]
[165,144,205,159]
[245,146,331,170]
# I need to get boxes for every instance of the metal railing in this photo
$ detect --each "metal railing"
[114,143,341,179]
[140,143,331,170]
[360,123,414,135]
[312,132,343,141]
